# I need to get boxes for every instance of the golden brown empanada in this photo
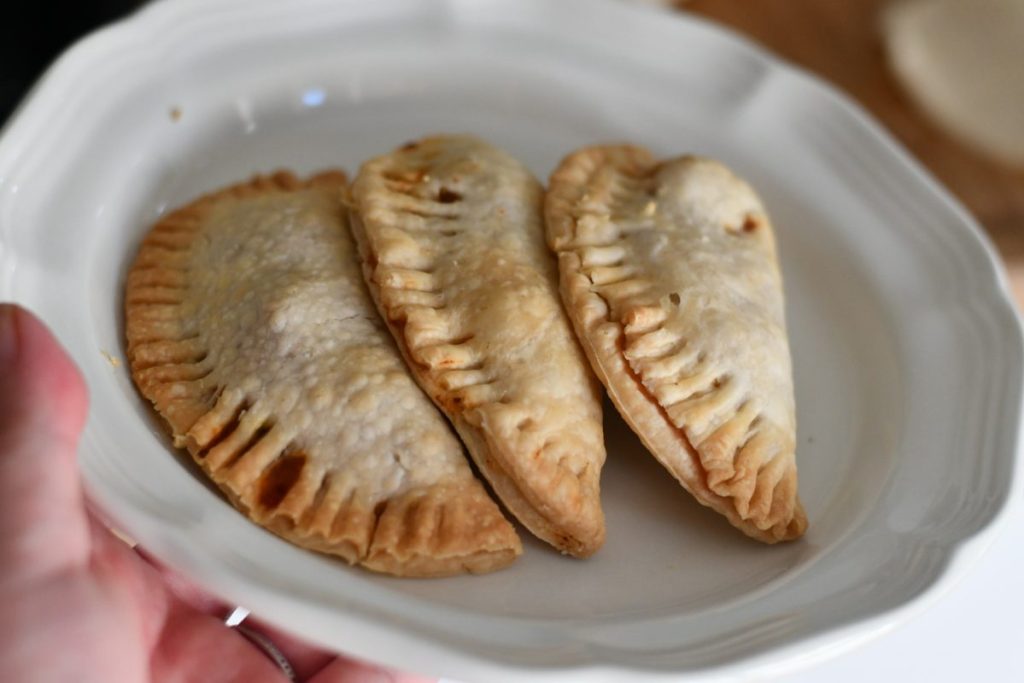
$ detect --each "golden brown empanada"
[545,146,806,542]
[125,171,521,576]
[351,136,607,557]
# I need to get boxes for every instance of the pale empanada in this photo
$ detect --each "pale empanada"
[545,146,807,542]
[350,136,606,557]
[125,171,520,576]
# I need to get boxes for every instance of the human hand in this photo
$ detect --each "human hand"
[0,304,434,683]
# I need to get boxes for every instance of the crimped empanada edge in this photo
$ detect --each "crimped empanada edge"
[347,200,606,558]
[545,147,807,543]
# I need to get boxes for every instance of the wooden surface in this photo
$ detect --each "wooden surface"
[684,0,1024,305]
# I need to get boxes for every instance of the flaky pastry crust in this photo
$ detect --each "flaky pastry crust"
[125,170,520,576]
[351,136,607,557]
[545,146,806,543]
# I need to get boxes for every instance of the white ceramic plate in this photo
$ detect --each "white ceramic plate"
[1,0,1021,680]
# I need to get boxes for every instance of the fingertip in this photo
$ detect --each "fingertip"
[309,655,437,683]
[0,303,88,441]
[392,675,437,683]
[0,304,92,581]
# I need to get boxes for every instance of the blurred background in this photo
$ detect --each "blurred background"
[3,0,1022,299]
[684,0,1024,304]
[0,1,141,122]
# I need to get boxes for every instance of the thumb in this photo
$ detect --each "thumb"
[0,304,91,587]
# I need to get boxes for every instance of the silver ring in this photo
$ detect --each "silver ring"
[224,607,297,681]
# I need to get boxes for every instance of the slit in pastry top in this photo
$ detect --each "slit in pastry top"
[351,135,607,557]
[125,170,521,577]
[545,145,807,543]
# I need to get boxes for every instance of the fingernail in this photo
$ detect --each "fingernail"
[0,304,18,367]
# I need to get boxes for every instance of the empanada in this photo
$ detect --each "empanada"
[125,171,521,576]
[545,146,807,542]
[351,136,607,557]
